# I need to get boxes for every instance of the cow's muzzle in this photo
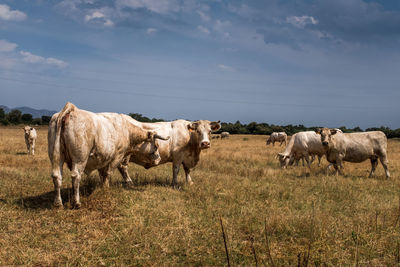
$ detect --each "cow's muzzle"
[200,141,211,149]
[322,141,329,146]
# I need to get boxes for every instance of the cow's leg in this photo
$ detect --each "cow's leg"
[337,160,345,175]
[317,156,322,167]
[118,156,133,185]
[183,164,193,185]
[98,166,111,188]
[304,154,312,170]
[379,154,390,178]
[25,138,30,154]
[310,155,315,165]
[172,162,181,187]
[369,158,378,178]
[52,159,64,208]
[301,157,305,167]
[71,163,85,209]
[280,140,284,146]
[31,139,35,155]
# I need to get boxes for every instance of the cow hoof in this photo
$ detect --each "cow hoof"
[188,181,194,186]
[53,202,63,209]
[71,202,81,209]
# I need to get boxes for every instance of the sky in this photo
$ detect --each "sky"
[0,0,399,129]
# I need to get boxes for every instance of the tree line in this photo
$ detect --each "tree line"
[2,108,400,138]
[0,108,51,126]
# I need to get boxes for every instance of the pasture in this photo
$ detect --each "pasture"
[0,126,400,265]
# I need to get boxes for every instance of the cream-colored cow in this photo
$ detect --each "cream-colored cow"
[23,126,37,155]
[48,102,169,208]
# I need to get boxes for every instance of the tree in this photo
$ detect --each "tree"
[22,113,33,122]
[0,108,5,120]
[41,116,51,124]
[7,109,22,124]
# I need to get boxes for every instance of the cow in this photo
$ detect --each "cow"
[315,128,390,178]
[118,119,221,186]
[277,131,326,169]
[23,126,37,155]
[221,132,230,139]
[48,102,169,208]
[266,132,287,146]
[212,135,220,139]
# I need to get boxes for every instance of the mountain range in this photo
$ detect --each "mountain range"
[0,105,57,118]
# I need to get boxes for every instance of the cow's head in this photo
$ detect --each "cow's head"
[266,137,271,145]
[188,120,221,149]
[138,131,170,165]
[276,153,291,168]
[315,128,337,148]
[23,126,33,136]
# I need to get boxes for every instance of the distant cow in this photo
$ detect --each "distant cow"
[277,131,326,169]
[118,119,221,186]
[48,102,168,208]
[23,126,37,155]
[315,128,390,178]
[212,135,220,139]
[221,132,230,139]
[266,132,287,146]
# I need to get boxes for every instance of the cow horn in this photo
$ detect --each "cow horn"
[155,134,170,140]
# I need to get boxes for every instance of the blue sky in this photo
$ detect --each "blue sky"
[1,0,399,129]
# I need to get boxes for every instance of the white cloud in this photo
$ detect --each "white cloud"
[286,15,318,29]
[20,51,67,68]
[0,4,27,21]
[147,28,157,34]
[214,20,231,32]
[218,64,234,71]
[0,40,17,52]
[85,11,105,22]
[117,0,180,14]
[197,25,210,35]
[197,10,210,22]
[85,10,114,26]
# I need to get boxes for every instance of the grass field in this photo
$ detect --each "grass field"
[0,126,400,265]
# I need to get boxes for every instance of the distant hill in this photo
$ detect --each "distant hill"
[0,105,57,118]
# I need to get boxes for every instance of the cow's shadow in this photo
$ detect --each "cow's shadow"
[18,180,98,210]
[16,152,28,155]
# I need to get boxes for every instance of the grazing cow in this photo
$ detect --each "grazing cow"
[23,126,37,155]
[277,131,326,169]
[118,119,221,186]
[315,128,390,178]
[48,102,169,208]
[221,132,230,139]
[266,132,287,146]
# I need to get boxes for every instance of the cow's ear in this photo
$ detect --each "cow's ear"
[188,122,198,131]
[315,128,322,135]
[30,127,33,130]
[210,120,221,131]
[330,129,337,135]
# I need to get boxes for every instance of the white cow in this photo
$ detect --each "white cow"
[221,132,230,139]
[23,126,37,155]
[315,128,390,178]
[48,102,169,208]
[118,119,221,186]
[266,132,287,146]
[277,131,326,169]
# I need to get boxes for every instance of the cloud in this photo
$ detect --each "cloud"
[85,10,114,27]
[20,51,67,67]
[286,15,318,28]
[0,4,27,21]
[218,64,234,71]
[197,10,210,22]
[0,40,17,52]
[197,25,209,34]
[146,28,157,34]
[117,0,180,14]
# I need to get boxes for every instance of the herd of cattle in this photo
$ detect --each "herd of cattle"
[20,102,391,208]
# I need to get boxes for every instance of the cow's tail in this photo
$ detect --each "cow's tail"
[50,102,75,173]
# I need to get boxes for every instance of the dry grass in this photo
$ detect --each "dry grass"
[0,126,400,265]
